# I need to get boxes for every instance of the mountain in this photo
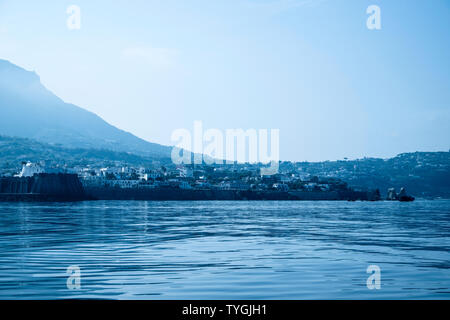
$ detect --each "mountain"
[0,59,171,158]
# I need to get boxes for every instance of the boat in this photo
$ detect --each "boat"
[399,195,415,202]
[398,187,415,202]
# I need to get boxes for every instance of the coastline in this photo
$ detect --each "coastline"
[0,173,390,202]
[0,188,380,202]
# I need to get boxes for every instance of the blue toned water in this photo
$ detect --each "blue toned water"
[0,200,449,300]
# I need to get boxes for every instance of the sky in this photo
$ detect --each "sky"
[0,0,449,161]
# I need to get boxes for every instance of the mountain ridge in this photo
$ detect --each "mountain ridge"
[0,59,171,158]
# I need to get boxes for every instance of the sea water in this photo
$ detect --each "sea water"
[0,200,448,299]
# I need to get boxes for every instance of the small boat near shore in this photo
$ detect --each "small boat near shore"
[399,195,415,202]
[387,187,415,202]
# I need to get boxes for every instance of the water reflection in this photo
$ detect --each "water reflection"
[0,200,449,299]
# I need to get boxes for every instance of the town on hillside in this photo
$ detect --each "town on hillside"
[8,160,351,194]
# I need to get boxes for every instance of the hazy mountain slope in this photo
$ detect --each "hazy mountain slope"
[0,59,171,157]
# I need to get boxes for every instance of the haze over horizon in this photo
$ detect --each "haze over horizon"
[0,0,449,161]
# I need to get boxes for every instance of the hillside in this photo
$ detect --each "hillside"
[1,134,449,198]
[0,59,171,158]
[0,135,171,174]
[283,152,450,198]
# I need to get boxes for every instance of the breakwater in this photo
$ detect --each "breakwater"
[85,186,380,201]
[0,175,380,202]
[0,173,87,201]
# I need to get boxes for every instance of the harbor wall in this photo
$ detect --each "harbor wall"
[0,174,86,201]
[0,175,379,202]
[85,187,376,201]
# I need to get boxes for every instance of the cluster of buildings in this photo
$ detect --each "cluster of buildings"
[2,151,447,197]
[6,161,351,193]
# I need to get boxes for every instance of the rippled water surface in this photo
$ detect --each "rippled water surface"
[0,200,449,299]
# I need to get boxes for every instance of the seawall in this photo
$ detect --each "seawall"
[0,173,87,201]
[85,187,378,201]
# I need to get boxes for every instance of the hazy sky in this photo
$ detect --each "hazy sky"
[0,0,449,161]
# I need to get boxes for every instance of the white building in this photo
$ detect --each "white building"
[17,162,44,177]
